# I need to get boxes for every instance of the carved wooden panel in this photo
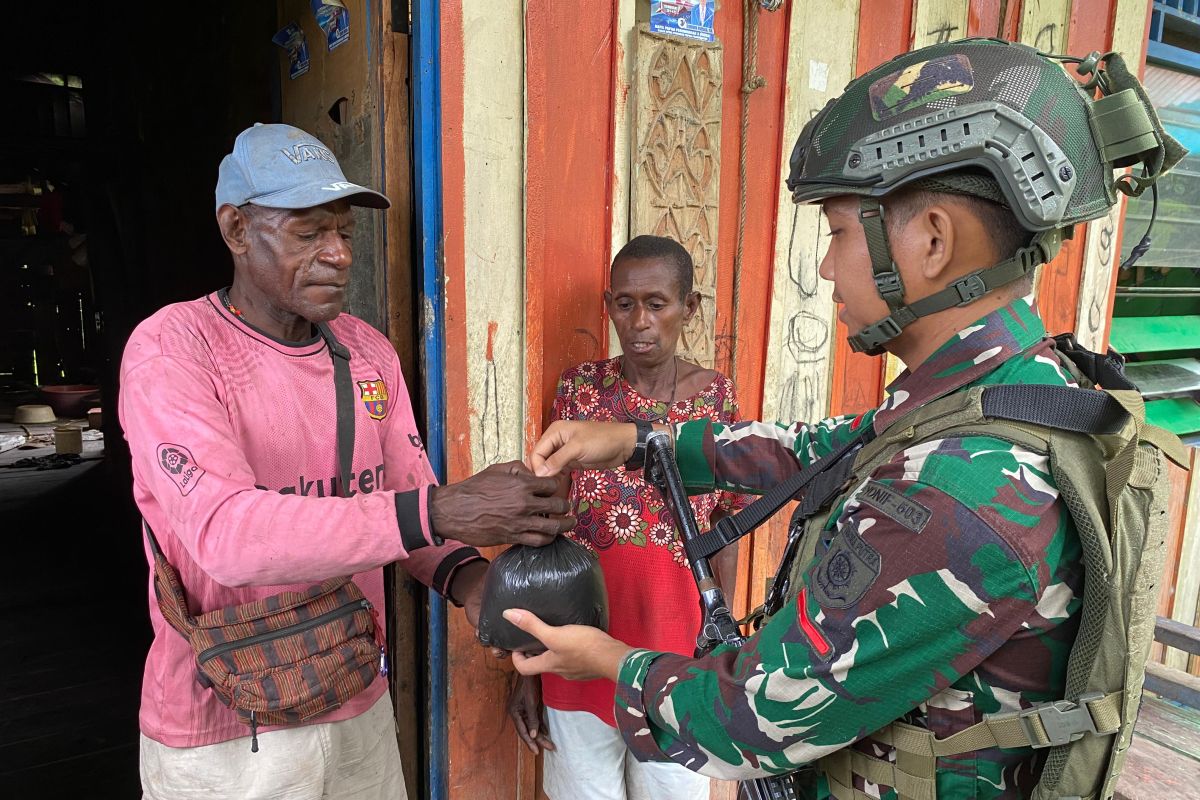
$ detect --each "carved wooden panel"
[761,1,860,424]
[631,26,722,369]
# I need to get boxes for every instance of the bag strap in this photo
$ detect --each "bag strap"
[316,321,355,498]
[682,428,874,564]
[143,320,357,622]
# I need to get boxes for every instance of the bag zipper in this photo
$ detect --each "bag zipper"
[199,598,371,663]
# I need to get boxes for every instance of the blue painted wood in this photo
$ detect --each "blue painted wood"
[411,0,448,797]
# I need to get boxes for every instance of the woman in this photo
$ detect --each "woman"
[508,235,750,800]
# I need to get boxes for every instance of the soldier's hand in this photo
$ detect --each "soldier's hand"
[507,673,555,755]
[530,421,640,477]
[503,608,633,682]
[429,461,574,548]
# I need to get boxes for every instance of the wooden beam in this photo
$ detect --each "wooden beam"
[761,0,859,426]
[754,0,860,629]
[1167,446,1200,672]
[1154,455,1194,663]
[1144,661,1200,710]
[1077,0,1153,352]
[445,3,530,798]
[911,0,971,49]
[1156,616,1200,657]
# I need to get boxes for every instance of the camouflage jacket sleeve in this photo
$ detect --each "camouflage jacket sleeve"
[615,433,1069,780]
[672,411,874,495]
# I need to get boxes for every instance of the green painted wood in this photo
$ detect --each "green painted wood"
[1146,397,1200,434]
[1109,315,1200,354]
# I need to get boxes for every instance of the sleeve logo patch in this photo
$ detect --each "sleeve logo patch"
[812,530,881,609]
[158,444,205,496]
[357,379,389,420]
[858,479,931,533]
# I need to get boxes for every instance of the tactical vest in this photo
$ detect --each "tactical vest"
[781,348,1190,800]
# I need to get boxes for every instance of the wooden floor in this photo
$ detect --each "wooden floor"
[1116,694,1200,799]
[0,457,146,799]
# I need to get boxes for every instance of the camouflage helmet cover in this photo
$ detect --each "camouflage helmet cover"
[787,39,1133,230]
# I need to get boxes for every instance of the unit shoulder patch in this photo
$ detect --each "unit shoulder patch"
[812,530,881,609]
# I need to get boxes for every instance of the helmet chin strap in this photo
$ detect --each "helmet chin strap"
[847,197,1065,355]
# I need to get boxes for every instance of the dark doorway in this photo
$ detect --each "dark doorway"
[0,3,281,797]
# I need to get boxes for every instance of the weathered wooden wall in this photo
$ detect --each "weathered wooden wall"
[437,1,1175,798]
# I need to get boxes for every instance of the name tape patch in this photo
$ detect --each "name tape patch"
[858,479,931,534]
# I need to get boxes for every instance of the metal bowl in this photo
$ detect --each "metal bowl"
[14,404,57,424]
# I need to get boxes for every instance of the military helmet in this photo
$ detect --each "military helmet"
[785,38,1185,354]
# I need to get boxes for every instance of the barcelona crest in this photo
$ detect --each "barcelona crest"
[358,379,389,420]
[869,54,974,121]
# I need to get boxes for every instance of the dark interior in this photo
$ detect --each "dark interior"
[1,3,279,796]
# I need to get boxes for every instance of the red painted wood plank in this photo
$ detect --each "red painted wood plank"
[968,0,1022,38]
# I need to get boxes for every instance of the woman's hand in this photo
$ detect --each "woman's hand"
[503,609,634,682]
[507,674,555,755]
[530,421,639,477]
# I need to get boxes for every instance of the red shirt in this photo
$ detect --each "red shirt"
[541,358,750,725]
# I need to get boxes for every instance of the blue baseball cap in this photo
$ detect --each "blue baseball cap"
[215,123,390,212]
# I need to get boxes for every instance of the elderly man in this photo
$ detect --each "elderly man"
[120,123,573,799]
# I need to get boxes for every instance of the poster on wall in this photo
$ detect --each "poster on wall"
[272,22,310,79]
[311,0,350,51]
[649,0,715,43]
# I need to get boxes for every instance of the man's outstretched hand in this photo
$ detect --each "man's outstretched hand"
[529,421,641,478]
[430,461,574,548]
[503,608,633,683]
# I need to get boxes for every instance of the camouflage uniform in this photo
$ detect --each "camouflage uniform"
[614,296,1083,799]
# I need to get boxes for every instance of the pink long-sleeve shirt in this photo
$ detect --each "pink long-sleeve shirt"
[120,291,480,747]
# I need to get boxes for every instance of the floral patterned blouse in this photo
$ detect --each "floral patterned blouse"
[540,357,752,726]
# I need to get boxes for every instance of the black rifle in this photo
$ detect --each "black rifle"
[645,431,818,800]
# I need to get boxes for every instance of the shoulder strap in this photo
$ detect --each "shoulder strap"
[681,427,874,564]
[316,321,355,498]
[144,321,357,591]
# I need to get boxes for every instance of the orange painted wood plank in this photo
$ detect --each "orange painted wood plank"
[525,1,615,441]
[714,3,789,422]
[827,0,912,419]
[440,0,472,485]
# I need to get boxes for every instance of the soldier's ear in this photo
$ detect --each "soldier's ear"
[910,203,955,282]
[217,204,251,256]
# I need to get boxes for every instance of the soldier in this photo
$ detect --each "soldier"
[500,39,1184,799]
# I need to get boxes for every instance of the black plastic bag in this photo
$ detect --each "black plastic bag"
[476,536,609,653]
